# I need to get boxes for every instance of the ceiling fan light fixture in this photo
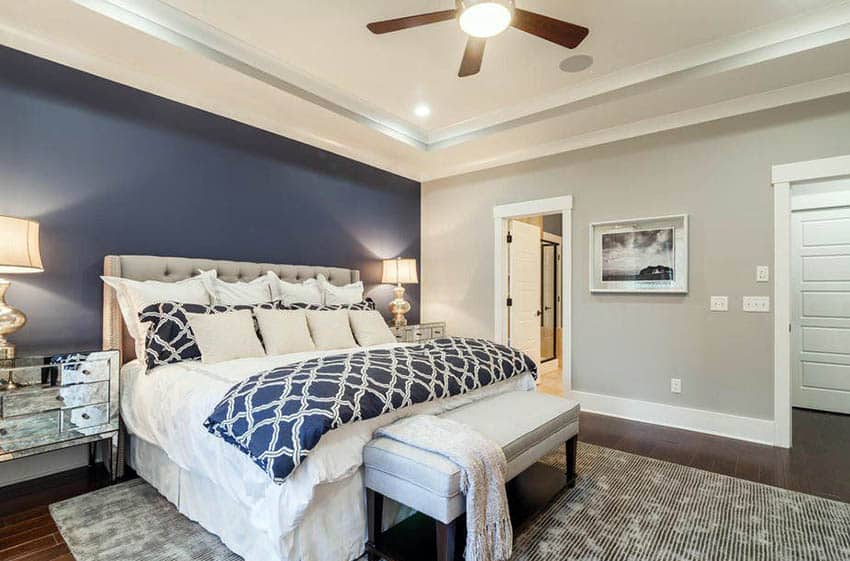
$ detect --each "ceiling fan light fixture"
[458,0,514,38]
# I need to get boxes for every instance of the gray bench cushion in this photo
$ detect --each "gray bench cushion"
[363,391,579,522]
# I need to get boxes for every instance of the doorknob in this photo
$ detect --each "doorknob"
[536,310,542,317]
[544,306,552,311]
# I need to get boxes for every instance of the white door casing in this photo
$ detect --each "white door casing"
[773,154,850,448]
[508,220,542,366]
[791,206,850,414]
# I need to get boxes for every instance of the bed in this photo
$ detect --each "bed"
[103,255,536,561]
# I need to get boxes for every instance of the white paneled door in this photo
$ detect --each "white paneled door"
[508,220,542,367]
[792,206,850,414]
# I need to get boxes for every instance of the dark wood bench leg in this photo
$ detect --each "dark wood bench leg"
[565,435,578,488]
[366,489,383,561]
[436,519,457,561]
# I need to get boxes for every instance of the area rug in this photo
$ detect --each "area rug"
[50,443,850,561]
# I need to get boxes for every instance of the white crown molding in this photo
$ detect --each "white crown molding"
[71,0,850,152]
[569,390,777,446]
[73,0,431,150]
[422,71,850,182]
[428,3,850,147]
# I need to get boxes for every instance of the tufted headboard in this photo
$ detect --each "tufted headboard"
[102,255,360,364]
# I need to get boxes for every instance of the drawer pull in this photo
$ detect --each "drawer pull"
[82,369,91,376]
[0,429,7,436]
[56,395,65,402]
[81,413,91,420]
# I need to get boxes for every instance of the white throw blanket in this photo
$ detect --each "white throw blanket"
[375,415,513,561]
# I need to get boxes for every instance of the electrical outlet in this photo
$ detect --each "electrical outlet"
[756,266,770,283]
[710,296,728,312]
[671,378,682,394]
[743,296,770,313]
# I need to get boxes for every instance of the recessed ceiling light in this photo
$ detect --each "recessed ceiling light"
[414,104,431,118]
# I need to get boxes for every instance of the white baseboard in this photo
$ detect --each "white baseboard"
[568,390,777,446]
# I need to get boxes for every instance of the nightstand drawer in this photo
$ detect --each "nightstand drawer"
[430,325,445,338]
[60,360,110,385]
[2,382,109,417]
[411,326,431,340]
[62,403,109,432]
[0,411,61,451]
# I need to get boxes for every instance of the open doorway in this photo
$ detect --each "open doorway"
[493,196,573,397]
[506,214,563,395]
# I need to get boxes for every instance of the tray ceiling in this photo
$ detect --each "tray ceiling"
[2,0,850,180]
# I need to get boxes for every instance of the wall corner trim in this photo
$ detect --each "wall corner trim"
[568,390,778,447]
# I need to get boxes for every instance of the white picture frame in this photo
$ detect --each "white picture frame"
[589,214,689,293]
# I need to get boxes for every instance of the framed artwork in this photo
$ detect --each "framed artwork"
[590,214,688,293]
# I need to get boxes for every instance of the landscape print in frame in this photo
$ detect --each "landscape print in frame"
[590,214,688,293]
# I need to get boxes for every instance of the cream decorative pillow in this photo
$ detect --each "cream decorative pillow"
[255,309,316,356]
[318,275,365,306]
[266,272,324,306]
[349,311,396,347]
[101,272,214,360]
[305,310,358,351]
[200,270,273,305]
[185,310,266,364]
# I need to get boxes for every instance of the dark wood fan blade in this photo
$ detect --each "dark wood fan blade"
[367,10,457,34]
[512,9,589,49]
[458,37,486,77]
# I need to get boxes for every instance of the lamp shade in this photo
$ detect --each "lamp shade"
[0,216,43,274]
[382,258,418,285]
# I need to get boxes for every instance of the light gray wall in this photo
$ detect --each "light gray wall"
[421,93,850,421]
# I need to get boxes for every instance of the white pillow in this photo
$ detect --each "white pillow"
[306,310,358,351]
[349,311,396,346]
[200,269,272,305]
[266,272,324,306]
[102,271,213,360]
[185,310,266,364]
[255,309,315,355]
[319,275,365,306]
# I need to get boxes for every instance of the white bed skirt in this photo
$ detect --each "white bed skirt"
[128,435,415,561]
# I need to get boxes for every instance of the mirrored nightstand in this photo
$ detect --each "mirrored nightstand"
[389,322,446,343]
[0,349,121,481]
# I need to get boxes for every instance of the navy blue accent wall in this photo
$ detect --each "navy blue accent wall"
[0,46,420,352]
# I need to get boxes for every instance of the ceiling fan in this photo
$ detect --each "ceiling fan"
[367,0,589,77]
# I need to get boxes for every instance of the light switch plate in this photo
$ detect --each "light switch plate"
[756,266,770,283]
[710,296,729,312]
[671,378,682,394]
[743,296,770,312]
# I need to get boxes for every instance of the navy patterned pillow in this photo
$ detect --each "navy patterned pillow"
[281,298,375,311]
[140,301,278,369]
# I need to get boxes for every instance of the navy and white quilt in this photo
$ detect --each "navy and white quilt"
[204,337,537,483]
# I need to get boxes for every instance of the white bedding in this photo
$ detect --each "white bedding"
[121,343,536,561]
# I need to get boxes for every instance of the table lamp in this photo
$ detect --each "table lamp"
[382,257,418,328]
[0,216,43,362]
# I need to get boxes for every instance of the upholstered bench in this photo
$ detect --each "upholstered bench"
[363,391,579,561]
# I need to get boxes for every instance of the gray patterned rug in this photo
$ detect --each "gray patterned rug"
[50,443,850,561]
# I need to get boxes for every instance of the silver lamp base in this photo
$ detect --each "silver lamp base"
[0,279,26,389]
[389,284,412,328]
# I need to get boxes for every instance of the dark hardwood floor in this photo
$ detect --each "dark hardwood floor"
[1,408,848,561]
[580,407,850,503]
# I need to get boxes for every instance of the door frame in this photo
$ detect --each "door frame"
[493,196,573,393]
[772,154,850,448]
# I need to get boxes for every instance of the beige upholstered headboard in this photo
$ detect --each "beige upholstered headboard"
[102,255,361,364]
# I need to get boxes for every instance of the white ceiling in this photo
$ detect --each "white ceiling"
[2,0,850,181]
[162,0,830,131]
